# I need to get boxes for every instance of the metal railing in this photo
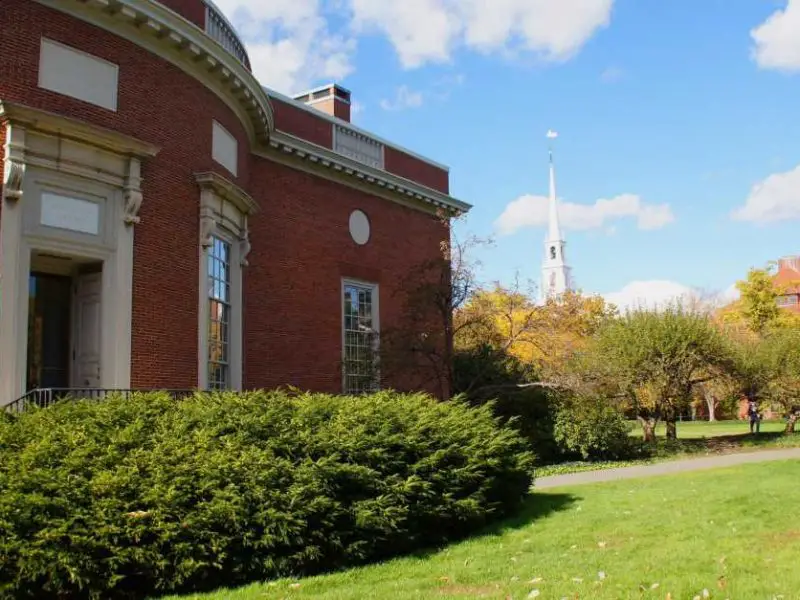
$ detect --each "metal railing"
[204,1,251,70]
[5,388,199,414]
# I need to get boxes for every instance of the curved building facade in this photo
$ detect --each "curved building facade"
[0,0,469,405]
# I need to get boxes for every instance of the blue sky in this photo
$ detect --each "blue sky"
[218,0,800,308]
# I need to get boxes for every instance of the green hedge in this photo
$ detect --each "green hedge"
[0,390,534,599]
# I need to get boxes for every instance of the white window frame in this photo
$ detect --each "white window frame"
[206,234,235,390]
[341,279,380,395]
[195,172,257,391]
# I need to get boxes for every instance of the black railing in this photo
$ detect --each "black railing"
[5,388,199,414]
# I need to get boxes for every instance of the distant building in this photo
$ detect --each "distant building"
[774,256,800,313]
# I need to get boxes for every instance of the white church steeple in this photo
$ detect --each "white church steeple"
[541,130,572,301]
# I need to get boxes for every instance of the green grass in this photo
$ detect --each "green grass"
[165,460,800,599]
[632,419,787,439]
[534,420,800,477]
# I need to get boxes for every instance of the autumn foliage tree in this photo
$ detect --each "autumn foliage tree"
[587,305,732,441]
[719,264,800,335]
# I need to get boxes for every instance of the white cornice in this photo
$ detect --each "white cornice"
[261,132,471,215]
[0,99,160,158]
[34,0,274,146]
[194,171,258,215]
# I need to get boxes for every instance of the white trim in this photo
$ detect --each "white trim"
[263,131,471,214]
[196,176,253,391]
[267,88,449,172]
[0,115,143,403]
[341,278,380,394]
[305,96,351,108]
[34,0,274,144]
[199,230,243,391]
[292,82,353,99]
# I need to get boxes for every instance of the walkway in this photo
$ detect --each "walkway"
[534,447,800,489]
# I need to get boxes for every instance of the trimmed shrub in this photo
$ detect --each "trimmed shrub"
[0,390,533,599]
[454,345,562,463]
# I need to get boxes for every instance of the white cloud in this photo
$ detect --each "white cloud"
[379,85,425,111]
[603,281,738,313]
[210,1,613,93]
[751,0,800,71]
[351,100,365,116]
[211,0,356,93]
[731,163,800,223]
[350,0,614,69]
[600,65,624,83]
[495,193,675,236]
[604,280,696,312]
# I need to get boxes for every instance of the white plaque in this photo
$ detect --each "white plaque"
[40,193,100,235]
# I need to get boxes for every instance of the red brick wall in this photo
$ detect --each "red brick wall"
[271,97,334,148]
[384,147,449,194]
[245,157,448,397]
[1,0,452,399]
[0,0,251,389]
[156,0,207,29]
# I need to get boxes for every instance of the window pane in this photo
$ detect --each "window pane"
[343,282,379,395]
[207,235,232,390]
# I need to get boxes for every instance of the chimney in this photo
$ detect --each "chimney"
[293,83,352,122]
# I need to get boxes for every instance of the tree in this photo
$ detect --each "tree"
[693,374,738,422]
[588,305,732,441]
[734,267,781,335]
[378,212,491,398]
[720,264,800,335]
[751,329,800,433]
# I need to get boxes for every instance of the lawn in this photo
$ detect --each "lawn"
[635,418,787,439]
[536,420,800,477]
[165,460,800,600]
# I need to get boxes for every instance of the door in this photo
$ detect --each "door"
[26,273,72,391]
[73,272,102,388]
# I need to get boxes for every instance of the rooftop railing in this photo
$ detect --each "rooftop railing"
[204,0,251,70]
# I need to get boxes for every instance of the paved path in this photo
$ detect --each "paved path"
[534,447,800,489]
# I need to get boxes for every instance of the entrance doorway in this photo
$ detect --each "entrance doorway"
[25,252,103,392]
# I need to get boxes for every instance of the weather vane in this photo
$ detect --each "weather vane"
[546,129,558,160]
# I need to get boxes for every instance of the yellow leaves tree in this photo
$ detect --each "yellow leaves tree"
[454,284,617,379]
[718,264,800,335]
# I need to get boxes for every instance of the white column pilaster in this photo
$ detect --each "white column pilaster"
[0,124,29,404]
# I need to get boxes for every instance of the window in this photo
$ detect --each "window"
[196,172,256,392]
[207,236,232,390]
[777,294,799,307]
[343,281,379,394]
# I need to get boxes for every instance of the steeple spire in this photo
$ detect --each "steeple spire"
[541,130,572,302]
[547,145,561,242]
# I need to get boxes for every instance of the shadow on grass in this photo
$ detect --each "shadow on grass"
[487,491,577,533]
[161,493,578,599]
[652,431,793,457]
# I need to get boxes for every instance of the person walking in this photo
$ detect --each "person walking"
[748,399,761,434]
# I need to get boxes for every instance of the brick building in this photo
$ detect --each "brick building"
[774,256,800,313]
[0,0,469,406]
